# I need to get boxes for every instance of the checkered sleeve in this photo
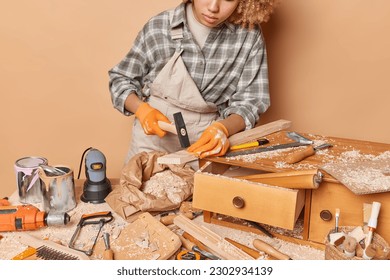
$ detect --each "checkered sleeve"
[221,32,270,129]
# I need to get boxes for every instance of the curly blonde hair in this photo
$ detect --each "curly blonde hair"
[183,0,280,29]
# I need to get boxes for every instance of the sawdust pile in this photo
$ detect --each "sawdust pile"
[142,170,188,204]
[322,151,390,194]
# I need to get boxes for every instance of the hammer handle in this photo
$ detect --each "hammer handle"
[158,121,177,135]
[285,146,315,164]
[253,239,291,260]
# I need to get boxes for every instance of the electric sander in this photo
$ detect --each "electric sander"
[80,148,112,204]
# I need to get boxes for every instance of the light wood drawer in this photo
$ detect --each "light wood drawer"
[309,180,390,244]
[192,162,305,230]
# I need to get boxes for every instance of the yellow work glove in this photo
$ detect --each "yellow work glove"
[135,102,170,138]
[187,122,230,159]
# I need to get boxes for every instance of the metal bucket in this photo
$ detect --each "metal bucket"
[14,157,48,204]
[39,166,77,213]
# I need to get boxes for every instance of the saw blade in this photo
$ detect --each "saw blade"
[225,142,310,157]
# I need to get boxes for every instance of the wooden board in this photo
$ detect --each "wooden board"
[157,119,292,165]
[91,212,181,260]
[173,214,254,260]
[157,150,197,165]
[321,158,390,195]
[207,131,390,177]
[228,119,291,146]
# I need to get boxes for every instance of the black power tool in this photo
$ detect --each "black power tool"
[80,148,112,204]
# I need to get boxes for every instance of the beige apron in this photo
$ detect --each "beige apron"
[126,35,219,162]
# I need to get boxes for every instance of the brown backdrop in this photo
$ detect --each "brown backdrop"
[1,0,389,197]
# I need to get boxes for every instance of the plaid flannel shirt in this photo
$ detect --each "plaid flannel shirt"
[109,3,270,129]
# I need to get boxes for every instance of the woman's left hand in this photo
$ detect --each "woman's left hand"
[187,122,230,159]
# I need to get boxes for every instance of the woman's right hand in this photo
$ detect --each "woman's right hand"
[135,102,170,137]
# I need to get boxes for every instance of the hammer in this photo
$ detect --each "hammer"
[158,112,190,148]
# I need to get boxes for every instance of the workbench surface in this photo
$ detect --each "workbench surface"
[0,179,324,260]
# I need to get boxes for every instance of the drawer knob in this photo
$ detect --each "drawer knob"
[232,196,245,209]
[320,210,332,221]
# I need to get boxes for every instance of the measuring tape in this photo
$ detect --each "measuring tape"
[176,250,201,260]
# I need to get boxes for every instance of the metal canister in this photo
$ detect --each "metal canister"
[14,157,48,204]
[39,166,76,213]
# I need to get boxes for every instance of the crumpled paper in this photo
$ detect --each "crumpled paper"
[105,151,194,221]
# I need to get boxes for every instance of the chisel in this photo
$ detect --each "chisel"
[285,143,333,164]
[103,232,114,260]
[253,239,292,260]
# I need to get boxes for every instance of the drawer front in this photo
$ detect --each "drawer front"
[309,181,390,244]
[193,172,305,230]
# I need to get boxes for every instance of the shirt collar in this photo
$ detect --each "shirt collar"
[171,3,237,34]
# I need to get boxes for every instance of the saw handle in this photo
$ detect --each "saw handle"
[285,146,315,164]
[253,239,291,260]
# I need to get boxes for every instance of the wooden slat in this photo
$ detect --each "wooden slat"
[234,169,321,189]
[228,119,292,146]
[173,214,254,260]
[157,119,292,165]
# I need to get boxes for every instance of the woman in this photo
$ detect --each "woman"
[109,0,278,162]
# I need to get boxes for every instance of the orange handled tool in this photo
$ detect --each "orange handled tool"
[253,239,292,260]
[0,197,10,206]
[103,232,114,260]
[285,143,333,164]
[0,204,70,232]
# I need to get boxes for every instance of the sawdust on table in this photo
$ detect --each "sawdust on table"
[321,150,390,194]
[0,192,127,260]
[0,194,325,260]
[192,215,324,260]
[226,135,390,194]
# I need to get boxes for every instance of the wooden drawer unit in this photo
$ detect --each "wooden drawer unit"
[197,131,390,245]
[193,161,305,230]
[309,180,390,243]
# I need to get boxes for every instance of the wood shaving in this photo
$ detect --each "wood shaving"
[321,151,390,195]
[194,216,324,260]
[142,170,187,204]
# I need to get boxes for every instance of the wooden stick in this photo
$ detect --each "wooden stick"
[173,214,253,260]
[225,238,261,259]
[157,119,292,165]
[253,239,292,260]
[234,169,321,189]
[228,119,292,146]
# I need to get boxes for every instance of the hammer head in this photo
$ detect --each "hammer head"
[173,112,190,148]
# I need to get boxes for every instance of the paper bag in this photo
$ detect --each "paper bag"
[105,151,194,221]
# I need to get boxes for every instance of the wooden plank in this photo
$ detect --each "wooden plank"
[228,119,292,146]
[157,150,197,165]
[234,169,321,189]
[173,214,254,260]
[157,119,291,165]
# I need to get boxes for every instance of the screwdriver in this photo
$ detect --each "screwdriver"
[103,233,114,260]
